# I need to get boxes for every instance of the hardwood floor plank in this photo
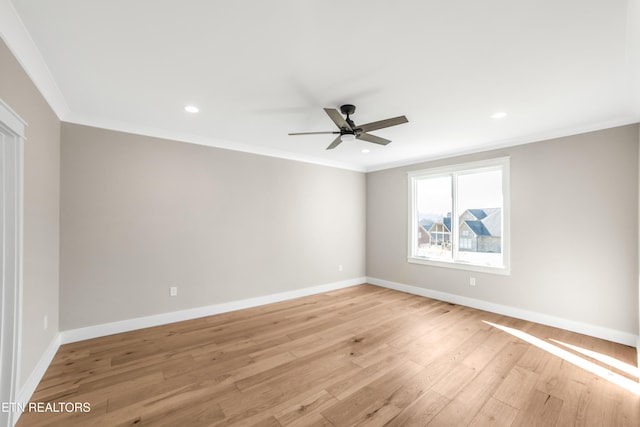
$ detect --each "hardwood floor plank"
[216,362,356,423]
[492,365,540,410]
[325,351,407,401]
[16,284,639,426]
[511,389,564,426]
[285,413,335,427]
[321,361,423,426]
[384,390,450,426]
[469,397,518,426]
[428,340,530,425]
[274,390,336,426]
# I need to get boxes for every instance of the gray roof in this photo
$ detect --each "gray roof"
[467,209,488,220]
[460,208,502,237]
[463,220,491,236]
[481,209,502,237]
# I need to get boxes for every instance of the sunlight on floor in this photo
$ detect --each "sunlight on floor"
[550,339,640,380]
[483,321,640,395]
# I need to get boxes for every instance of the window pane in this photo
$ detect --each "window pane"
[415,175,452,261]
[408,158,509,274]
[457,170,503,267]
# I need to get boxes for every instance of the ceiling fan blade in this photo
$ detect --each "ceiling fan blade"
[326,135,343,150]
[324,108,352,131]
[357,132,391,146]
[289,131,340,135]
[357,116,408,133]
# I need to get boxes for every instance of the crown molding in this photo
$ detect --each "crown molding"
[0,0,70,120]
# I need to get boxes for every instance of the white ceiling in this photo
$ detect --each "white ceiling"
[5,0,640,171]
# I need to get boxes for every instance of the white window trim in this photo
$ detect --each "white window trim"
[407,157,511,275]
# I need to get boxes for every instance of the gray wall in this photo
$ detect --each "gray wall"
[60,123,366,330]
[367,125,639,336]
[0,39,60,388]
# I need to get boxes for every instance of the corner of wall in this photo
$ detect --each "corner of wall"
[12,334,60,426]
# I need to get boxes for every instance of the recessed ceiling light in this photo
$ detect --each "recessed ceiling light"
[491,112,507,119]
[185,105,199,113]
[361,148,370,154]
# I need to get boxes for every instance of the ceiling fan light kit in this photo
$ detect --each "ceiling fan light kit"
[289,104,408,150]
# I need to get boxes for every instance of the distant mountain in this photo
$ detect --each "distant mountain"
[418,212,445,222]
[418,212,444,230]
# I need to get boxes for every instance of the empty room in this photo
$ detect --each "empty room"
[1,1,639,426]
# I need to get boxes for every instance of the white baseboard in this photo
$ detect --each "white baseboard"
[13,334,61,426]
[60,277,366,344]
[367,277,639,347]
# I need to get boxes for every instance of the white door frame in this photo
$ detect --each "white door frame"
[0,98,25,427]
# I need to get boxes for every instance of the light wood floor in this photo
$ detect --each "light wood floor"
[17,284,639,426]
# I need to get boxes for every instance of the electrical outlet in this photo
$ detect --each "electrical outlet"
[338,264,343,272]
[469,277,476,287]
[170,286,178,297]
[43,315,48,330]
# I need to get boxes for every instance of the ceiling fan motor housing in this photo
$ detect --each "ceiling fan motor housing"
[340,104,356,116]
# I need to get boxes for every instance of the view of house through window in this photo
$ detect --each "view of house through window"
[409,158,509,273]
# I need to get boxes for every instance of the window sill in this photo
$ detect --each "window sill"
[407,256,511,276]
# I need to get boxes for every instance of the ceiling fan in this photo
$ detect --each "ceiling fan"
[289,104,408,150]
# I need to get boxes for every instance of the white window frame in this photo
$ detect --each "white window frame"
[407,157,510,275]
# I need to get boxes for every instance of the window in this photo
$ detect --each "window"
[460,237,472,250]
[408,157,510,274]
